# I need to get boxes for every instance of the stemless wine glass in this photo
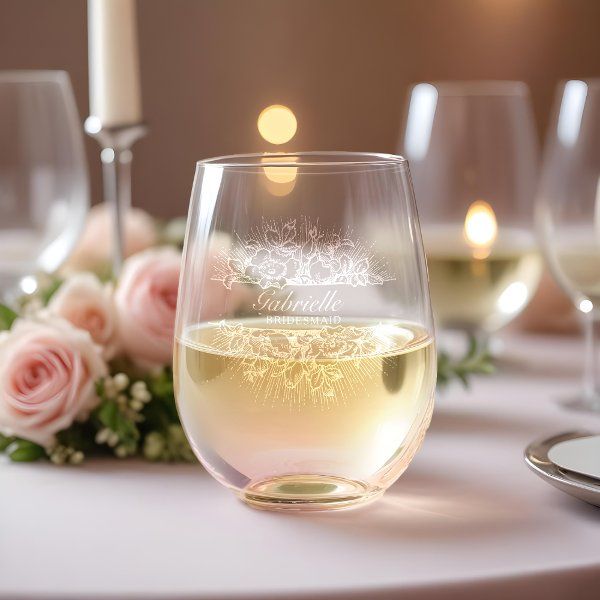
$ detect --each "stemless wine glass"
[400,81,542,336]
[0,71,89,299]
[174,152,436,511]
[537,79,600,410]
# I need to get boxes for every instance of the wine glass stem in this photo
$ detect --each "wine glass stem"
[582,311,600,408]
[100,147,132,277]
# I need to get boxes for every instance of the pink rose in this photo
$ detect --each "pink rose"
[65,204,158,273]
[0,317,107,447]
[47,273,119,359]
[115,247,182,369]
[115,235,248,369]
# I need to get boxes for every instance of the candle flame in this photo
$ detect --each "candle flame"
[463,200,497,258]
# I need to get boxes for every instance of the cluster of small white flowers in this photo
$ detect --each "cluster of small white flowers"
[95,427,121,448]
[48,445,84,465]
[101,372,129,399]
[130,380,152,411]
[95,373,152,458]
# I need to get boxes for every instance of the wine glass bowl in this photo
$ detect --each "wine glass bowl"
[401,81,542,335]
[0,71,89,298]
[537,79,600,409]
[174,152,436,511]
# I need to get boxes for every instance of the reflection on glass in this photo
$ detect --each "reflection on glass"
[262,155,298,196]
[537,79,600,410]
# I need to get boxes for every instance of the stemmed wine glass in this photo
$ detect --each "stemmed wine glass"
[174,152,436,511]
[0,71,89,301]
[537,79,600,410]
[400,81,542,337]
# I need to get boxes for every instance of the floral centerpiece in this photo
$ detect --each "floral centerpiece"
[0,207,493,464]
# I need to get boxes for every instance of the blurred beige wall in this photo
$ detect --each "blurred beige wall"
[1,0,599,218]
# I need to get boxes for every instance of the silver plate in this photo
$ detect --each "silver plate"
[525,430,600,508]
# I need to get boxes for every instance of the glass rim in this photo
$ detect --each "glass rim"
[411,80,530,97]
[558,77,600,88]
[0,70,69,83]
[197,151,408,169]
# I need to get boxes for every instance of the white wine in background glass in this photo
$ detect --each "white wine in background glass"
[174,152,436,511]
[537,79,600,410]
[400,81,542,336]
[0,71,89,301]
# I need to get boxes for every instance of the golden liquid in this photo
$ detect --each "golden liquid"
[174,318,435,499]
[427,250,542,331]
[555,246,600,305]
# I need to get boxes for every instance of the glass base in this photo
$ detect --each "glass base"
[561,394,600,413]
[241,474,384,512]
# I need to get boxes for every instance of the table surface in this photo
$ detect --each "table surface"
[2,332,600,600]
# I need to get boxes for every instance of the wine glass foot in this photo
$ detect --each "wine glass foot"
[240,475,384,512]
[560,395,600,413]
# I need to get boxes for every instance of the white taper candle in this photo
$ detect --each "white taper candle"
[88,0,142,127]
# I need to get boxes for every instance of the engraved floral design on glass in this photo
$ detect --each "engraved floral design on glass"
[207,320,405,404]
[213,218,394,290]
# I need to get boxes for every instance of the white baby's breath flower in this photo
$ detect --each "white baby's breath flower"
[115,445,128,458]
[113,373,129,391]
[95,428,110,444]
[130,399,144,412]
[70,451,84,465]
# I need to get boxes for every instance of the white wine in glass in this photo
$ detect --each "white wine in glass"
[538,79,600,409]
[174,153,436,511]
[423,220,541,332]
[553,239,600,306]
[401,81,542,335]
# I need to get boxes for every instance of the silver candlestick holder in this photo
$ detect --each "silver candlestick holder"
[84,117,148,276]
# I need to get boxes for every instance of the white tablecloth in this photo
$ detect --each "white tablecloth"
[2,333,600,600]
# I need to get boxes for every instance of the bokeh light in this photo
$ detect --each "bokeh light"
[257,105,297,144]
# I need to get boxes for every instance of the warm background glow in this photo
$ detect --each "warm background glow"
[257,104,297,144]
[4,2,598,219]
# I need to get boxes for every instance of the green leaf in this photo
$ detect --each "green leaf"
[0,304,18,330]
[97,400,118,430]
[95,378,105,397]
[148,369,174,399]
[436,333,495,389]
[7,439,45,462]
[465,334,478,360]
[38,278,63,305]
[114,412,139,443]
[0,433,15,452]
[56,422,97,453]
